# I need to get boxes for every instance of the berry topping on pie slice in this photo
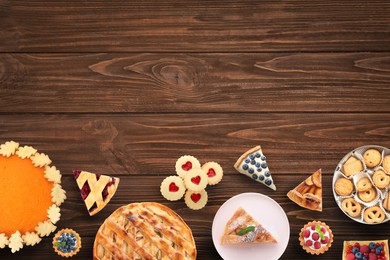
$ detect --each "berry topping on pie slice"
[73,170,119,216]
[221,207,277,245]
[234,146,276,190]
[287,169,322,211]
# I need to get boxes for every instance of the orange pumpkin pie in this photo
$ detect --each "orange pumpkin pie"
[0,141,66,253]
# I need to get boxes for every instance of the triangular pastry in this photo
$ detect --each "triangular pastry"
[73,170,119,216]
[221,207,277,245]
[287,169,322,211]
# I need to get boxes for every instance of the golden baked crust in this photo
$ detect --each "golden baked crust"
[334,178,354,196]
[220,207,277,245]
[341,198,362,217]
[364,206,385,223]
[356,177,372,192]
[93,202,196,260]
[372,170,389,189]
[287,169,322,211]
[363,149,381,168]
[358,187,377,202]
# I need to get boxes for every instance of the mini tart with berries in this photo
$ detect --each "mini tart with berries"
[175,155,201,179]
[299,221,333,255]
[53,228,81,257]
[201,162,223,185]
[73,170,119,216]
[342,240,389,260]
[0,141,66,253]
[160,176,186,201]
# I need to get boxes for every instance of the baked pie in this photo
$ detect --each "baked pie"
[0,141,65,253]
[342,240,389,260]
[287,169,322,211]
[73,170,119,216]
[221,207,277,245]
[234,146,276,190]
[93,202,197,260]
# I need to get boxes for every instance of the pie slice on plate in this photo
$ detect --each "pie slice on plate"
[234,146,276,190]
[287,169,322,211]
[221,207,277,245]
[73,170,119,216]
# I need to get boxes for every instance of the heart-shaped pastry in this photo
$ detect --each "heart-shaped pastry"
[169,182,179,192]
[201,162,223,185]
[184,169,208,191]
[191,193,201,203]
[191,176,201,185]
[160,176,185,201]
[185,190,208,210]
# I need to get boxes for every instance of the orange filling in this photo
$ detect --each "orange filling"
[0,155,54,237]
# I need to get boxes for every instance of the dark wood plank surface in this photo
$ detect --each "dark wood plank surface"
[0,1,389,259]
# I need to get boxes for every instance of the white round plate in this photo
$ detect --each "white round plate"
[212,193,290,260]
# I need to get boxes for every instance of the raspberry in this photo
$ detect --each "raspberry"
[320,227,327,233]
[346,253,356,260]
[312,232,319,241]
[314,241,321,249]
[311,224,316,230]
[303,230,310,238]
[321,236,329,244]
[355,242,360,248]
[305,240,313,247]
[361,245,370,254]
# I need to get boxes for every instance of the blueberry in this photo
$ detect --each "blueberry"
[249,154,255,160]
[378,245,383,250]
[363,257,368,260]
[255,162,260,167]
[261,163,267,169]
[376,248,381,255]
[252,174,258,180]
[244,158,250,163]
[258,175,265,181]
[261,155,266,160]
[265,179,272,186]
[355,252,362,259]
[242,164,248,170]
[248,168,254,174]
[352,247,359,254]
[257,167,262,172]
[264,171,270,177]
[255,152,260,158]
[369,242,376,249]
[70,234,75,238]
[250,160,256,165]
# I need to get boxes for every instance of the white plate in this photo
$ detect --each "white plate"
[212,193,290,260]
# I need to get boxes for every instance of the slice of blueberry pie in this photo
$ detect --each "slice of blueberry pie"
[234,146,276,190]
[221,207,277,245]
[73,170,119,216]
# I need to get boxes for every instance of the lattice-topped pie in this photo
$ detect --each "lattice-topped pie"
[287,169,322,211]
[73,170,119,216]
[93,202,197,260]
[221,207,277,245]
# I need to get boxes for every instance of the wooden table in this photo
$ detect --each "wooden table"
[1,1,389,259]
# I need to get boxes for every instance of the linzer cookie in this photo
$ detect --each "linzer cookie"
[201,162,223,185]
[184,169,208,192]
[234,145,276,190]
[160,176,186,201]
[175,155,201,178]
[184,190,208,210]
[333,145,390,224]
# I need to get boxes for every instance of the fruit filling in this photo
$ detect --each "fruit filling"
[302,224,330,250]
[169,182,179,192]
[207,168,216,177]
[345,242,388,260]
[182,161,192,171]
[54,232,78,253]
[191,176,201,184]
[191,193,201,203]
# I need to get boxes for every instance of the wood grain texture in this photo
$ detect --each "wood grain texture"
[0,113,389,175]
[1,53,390,113]
[1,1,390,52]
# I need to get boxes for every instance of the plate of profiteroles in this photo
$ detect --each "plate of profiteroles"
[333,145,390,224]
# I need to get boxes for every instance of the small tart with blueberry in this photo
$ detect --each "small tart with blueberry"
[234,146,276,190]
[73,170,119,216]
[175,155,201,179]
[184,168,208,192]
[160,176,186,201]
[342,240,389,260]
[52,228,81,258]
[184,189,208,210]
[201,162,223,185]
[299,221,333,255]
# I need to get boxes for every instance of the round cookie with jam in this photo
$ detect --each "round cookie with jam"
[201,162,223,185]
[52,228,81,257]
[175,155,201,179]
[184,169,208,192]
[184,189,208,210]
[363,149,382,168]
[160,176,186,201]
[299,221,333,255]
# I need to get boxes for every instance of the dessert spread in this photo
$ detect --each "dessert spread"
[93,202,196,259]
[73,170,119,216]
[221,207,277,245]
[52,228,81,257]
[342,240,389,260]
[299,221,333,255]
[234,146,276,190]
[287,169,322,211]
[0,141,65,253]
